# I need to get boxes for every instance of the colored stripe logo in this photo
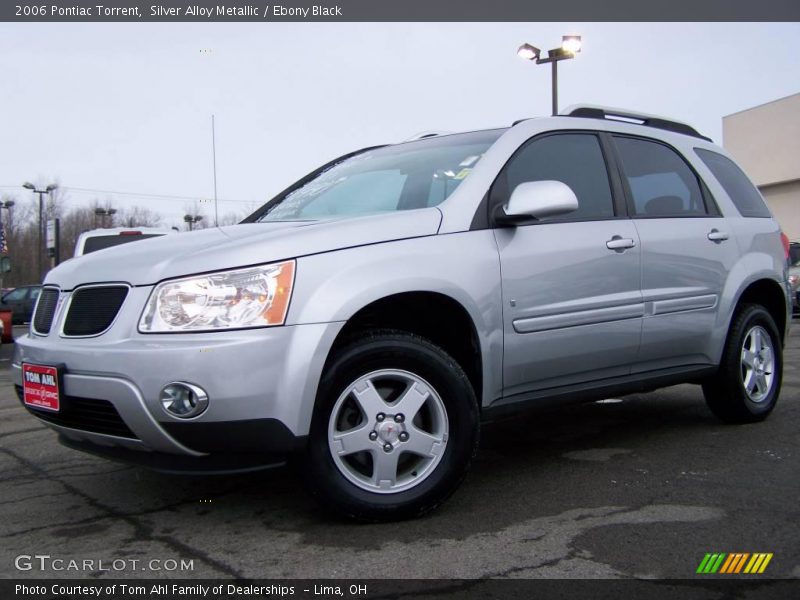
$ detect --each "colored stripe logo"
[696,553,773,574]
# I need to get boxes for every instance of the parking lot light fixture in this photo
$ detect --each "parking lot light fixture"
[561,35,582,55]
[517,43,540,61]
[517,34,583,116]
[184,214,203,231]
[94,207,116,228]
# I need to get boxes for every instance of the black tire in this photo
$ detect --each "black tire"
[702,304,783,423]
[303,329,479,522]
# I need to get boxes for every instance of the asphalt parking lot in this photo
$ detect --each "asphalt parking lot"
[1,323,798,580]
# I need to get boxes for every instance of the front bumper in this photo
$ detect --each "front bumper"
[13,288,343,469]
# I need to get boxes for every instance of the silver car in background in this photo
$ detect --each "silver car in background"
[14,106,791,521]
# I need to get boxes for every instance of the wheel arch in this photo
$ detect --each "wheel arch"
[325,291,485,405]
[730,277,789,345]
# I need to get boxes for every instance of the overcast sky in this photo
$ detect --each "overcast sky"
[1,22,798,228]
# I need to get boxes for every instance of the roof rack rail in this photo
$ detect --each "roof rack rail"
[561,104,712,142]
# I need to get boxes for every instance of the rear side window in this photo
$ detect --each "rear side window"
[496,133,615,221]
[613,136,707,217]
[695,149,771,218]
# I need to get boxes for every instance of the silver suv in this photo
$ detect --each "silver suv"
[15,106,792,521]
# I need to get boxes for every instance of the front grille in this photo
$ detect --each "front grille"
[33,287,60,334]
[16,386,137,439]
[63,286,129,336]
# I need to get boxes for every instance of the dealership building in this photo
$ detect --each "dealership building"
[723,92,800,241]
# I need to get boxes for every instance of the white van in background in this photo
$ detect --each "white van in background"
[74,227,176,257]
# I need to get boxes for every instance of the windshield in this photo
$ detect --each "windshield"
[255,129,505,222]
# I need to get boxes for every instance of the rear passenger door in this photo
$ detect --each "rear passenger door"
[610,135,740,371]
[494,132,643,398]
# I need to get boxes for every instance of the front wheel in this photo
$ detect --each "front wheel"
[702,304,783,423]
[303,330,479,522]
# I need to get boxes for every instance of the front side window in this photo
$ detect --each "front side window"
[614,136,706,217]
[492,133,615,222]
[255,129,504,222]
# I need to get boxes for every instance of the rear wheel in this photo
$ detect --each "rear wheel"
[304,330,479,522]
[702,304,783,423]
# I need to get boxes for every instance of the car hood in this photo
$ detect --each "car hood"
[47,208,442,289]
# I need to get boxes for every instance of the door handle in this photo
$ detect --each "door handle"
[707,229,729,242]
[606,236,636,251]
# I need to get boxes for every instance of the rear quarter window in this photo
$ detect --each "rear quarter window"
[695,149,771,218]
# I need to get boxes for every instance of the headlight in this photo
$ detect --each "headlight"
[139,260,295,332]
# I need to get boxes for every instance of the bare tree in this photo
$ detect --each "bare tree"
[1,188,242,284]
[1,196,39,286]
[115,206,163,228]
[217,211,244,226]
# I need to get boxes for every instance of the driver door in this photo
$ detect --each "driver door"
[493,132,643,399]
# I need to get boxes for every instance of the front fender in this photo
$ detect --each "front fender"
[287,231,504,407]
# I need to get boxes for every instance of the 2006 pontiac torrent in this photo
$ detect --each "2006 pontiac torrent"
[15,106,792,521]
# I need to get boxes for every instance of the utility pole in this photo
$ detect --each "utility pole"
[212,114,219,227]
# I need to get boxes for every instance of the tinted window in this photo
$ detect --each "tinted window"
[790,243,800,267]
[83,234,162,254]
[29,287,40,300]
[614,136,706,217]
[3,288,27,302]
[498,134,614,221]
[695,148,771,218]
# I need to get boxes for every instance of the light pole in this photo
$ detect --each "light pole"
[184,214,203,231]
[0,200,13,289]
[22,182,57,282]
[517,35,582,116]
[94,207,117,228]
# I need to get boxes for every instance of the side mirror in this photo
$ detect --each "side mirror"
[497,180,578,224]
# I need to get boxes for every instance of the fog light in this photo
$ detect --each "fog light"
[160,382,209,419]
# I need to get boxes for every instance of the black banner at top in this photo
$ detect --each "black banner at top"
[3,0,800,22]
